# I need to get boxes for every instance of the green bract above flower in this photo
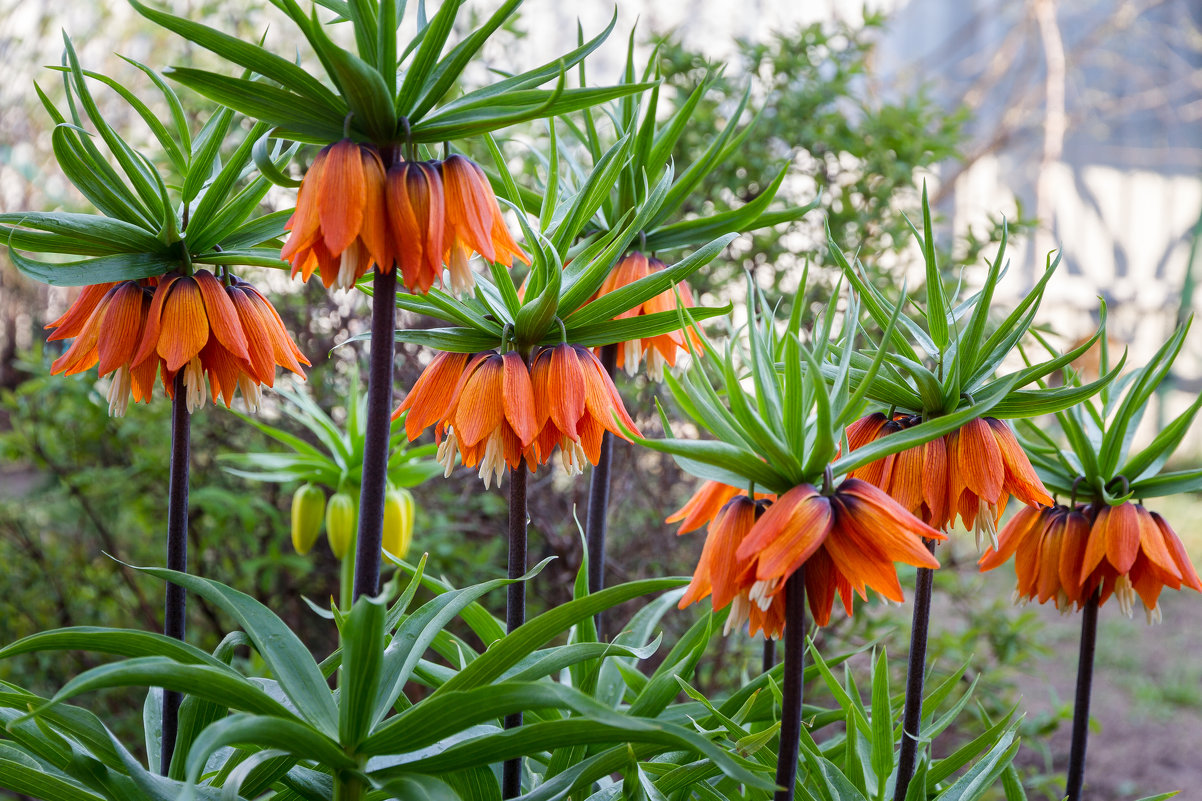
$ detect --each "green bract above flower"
[636,272,1002,496]
[828,186,1121,424]
[0,36,294,287]
[1016,320,1202,505]
[132,0,648,148]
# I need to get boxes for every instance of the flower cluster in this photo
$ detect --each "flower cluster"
[47,271,308,415]
[980,501,1202,622]
[590,251,703,381]
[676,479,944,635]
[847,413,1052,547]
[282,142,528,294]
[395,344,640,487]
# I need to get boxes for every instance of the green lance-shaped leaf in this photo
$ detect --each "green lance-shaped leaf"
[339,593,387,749]
[0,627,234,672]
[126,566,339,738]
[184,713,356,790]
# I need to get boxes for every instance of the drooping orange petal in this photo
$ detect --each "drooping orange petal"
[1134,504,1182,582]
[889,443,925,515]
[95,282,148,376]
[156,277,211,371]
[956,418,1004,501]
[1035,514,1065,603]
[577,345,641,437]
[452,355,504,446]
[744,488,834,583]
[979,504,1045,570]
[395,351,470,439]
[358,147,392,272]
[442,154,496,262]
[318,140,367,255]
[281,151,326,264]
[194,271,250,362]
[667,481,742,533]
[922,435,950,529]
[501,351,537,446]
[46,282,117,340]
[836,479,946,560]
[988,418,1053,507]
[1102,502,1140,573]
[131,275,179,368]
[707,497,759,610]
[803,547,839,627]
[1152,511,1202,592]
[546,344,585,439]
[1058,509,1090,604]
[824,515,905,602]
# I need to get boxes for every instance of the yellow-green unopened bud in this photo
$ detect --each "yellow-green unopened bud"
[326,491,356,559]
[290,483,326,555]
[382,488,415,559]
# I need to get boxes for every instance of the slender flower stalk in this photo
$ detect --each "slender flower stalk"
[774,568,806,801]
[353,267,398,600]
[1064,590,1099,801]
[894,540,935,800]
[583,344,617,635]
[160,373,190,775]
[502,458,529,799]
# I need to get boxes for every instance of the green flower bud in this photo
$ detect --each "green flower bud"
[290,483,327,555]
[326,491,357,559]
[382,488,415,559]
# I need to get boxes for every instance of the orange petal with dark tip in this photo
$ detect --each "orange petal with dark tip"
[502,352,537,446]
[318,141,367,255]
[156,278,211,371]
[1102,502,1140,573]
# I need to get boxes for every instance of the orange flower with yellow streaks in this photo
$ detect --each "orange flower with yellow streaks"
[47,278,163,416]
[439,154,529,294]
[527,344,641,474]
[847,413,1052,547]
[981,502,1202,622]
[733,480,944,627]
[132,271,308,413]
[395,350,537,488]
[591,251,702,381]
[282,140,391,291]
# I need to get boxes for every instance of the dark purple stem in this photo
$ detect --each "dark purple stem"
[160,373,190,775]
[894,540,937,801]
[774,567,806,801]
[1065,589,1100,801]
[584,343,618,637]
[502,459,529,798]
[353,266,397,601]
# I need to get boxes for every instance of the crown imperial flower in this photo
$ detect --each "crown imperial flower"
[591,251,702,381]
